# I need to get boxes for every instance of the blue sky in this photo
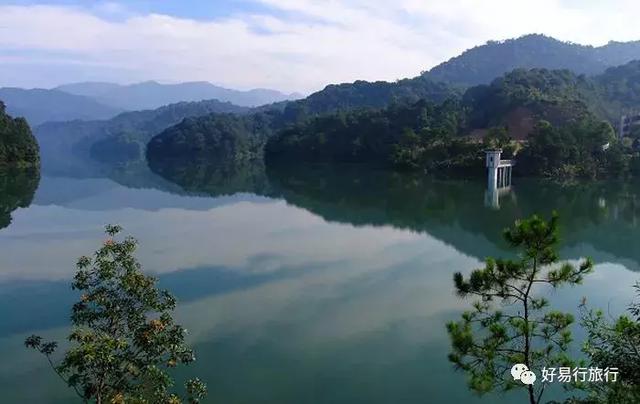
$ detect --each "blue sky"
[4,0,267,19]
[0,0,638,93]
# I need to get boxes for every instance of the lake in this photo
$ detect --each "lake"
[1,158,639,403]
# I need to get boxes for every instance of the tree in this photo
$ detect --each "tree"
[518,119,622,179]
[0,101,39,167]
[25,225,207,404]
[483,126,512,151]
[578,283,640,403]
[447,213,593,404]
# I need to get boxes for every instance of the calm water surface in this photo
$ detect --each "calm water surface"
[1,159,639,403]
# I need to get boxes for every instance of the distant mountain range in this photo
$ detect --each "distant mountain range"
[0,88,123,126]
[424,34,640,87]
[0,81,302,127]
[55,81,304,110]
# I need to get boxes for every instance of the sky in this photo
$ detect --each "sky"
[0,0,639,94]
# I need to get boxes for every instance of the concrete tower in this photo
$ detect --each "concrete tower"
[485,149,502,190]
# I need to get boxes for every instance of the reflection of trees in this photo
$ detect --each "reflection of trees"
[148,158,640,268]
[265,164,640,268]
[148,157,272,197]
[0,168,40,230]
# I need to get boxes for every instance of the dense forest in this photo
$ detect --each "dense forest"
[0,102,39,168]
[424,34,640,87]
[463,68,596,130]
[265,65,640,178]
[148,60,640,178]
[146,110,284,164]
[145,77,460,163]
[286,76,458,117]
[265,99,482,172]
[594,60,640,120]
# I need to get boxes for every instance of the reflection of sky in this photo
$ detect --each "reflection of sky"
[1,200,427,282]
[1,176,638,403]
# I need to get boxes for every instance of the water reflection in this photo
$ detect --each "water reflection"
[147,158,640,268]
[484,185,515,209]
[263,164,640,269]
[0,168,40,230]
[2,157,640,403]
[145,158,640,268]
[148,157,272,197]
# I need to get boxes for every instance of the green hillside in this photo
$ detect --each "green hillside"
[0,102,39,168]
[289,77,457,115]
[265,66,640,178]
[425,34,640,87]
[146,111,281,164]
[146,76,458,162]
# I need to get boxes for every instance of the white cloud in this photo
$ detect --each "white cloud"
[0,1,638,93]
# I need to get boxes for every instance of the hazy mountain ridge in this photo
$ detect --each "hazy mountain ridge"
[55,80,304,110]
[425,34,640,87]
[0,88,122,126]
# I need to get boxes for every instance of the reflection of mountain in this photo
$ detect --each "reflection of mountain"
[145,159,640,267]
[146,158,640,268]
[32,174,267,212]
[148,157,272,197]
[263,165,640,269]
[0,168,40,230]
[38,150,640,269]
[4,158,638,404]
[35,149,272,210]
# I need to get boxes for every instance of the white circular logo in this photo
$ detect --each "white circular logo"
[511,363,529,380]
[520,370,537,385]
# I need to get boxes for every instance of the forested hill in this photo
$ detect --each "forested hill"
[264,64,640,178]
[595,61,640,118]
[464,61,640,128]
[145,50,640,166]
[149,61,640,167]
[145,75,458,162]
[0,102,39,168]
[287,76,457,117]
[146,111,282,164]
[424,34,640,87]
[36,99,249,164]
